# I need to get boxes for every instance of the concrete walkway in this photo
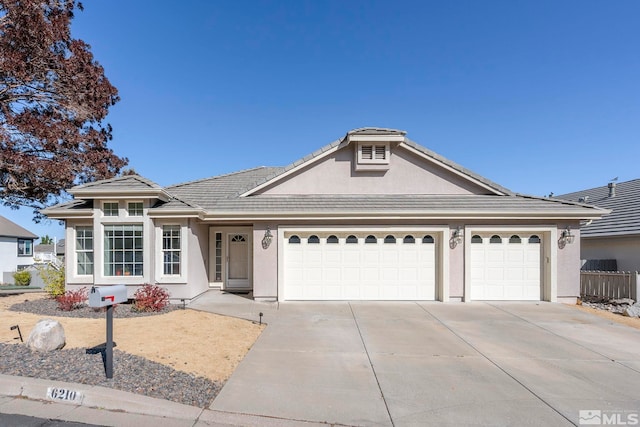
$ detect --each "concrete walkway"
[2,291,640,426]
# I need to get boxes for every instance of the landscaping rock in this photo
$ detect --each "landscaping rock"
[610,298,635,306]
[622,305,640,318]
[26,318,66,351]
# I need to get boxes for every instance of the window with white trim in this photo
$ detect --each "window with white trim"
[17,239,33,256]
[76,226,94,275]
[103,202,119,216]
[162,225,181,275]
[104,224,143,276]
[128,202,143,216]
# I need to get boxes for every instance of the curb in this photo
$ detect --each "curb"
[0,374,203,421]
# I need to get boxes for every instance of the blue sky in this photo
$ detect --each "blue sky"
[2,0,639,240]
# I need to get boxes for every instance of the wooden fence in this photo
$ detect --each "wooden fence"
[580,271,640,301]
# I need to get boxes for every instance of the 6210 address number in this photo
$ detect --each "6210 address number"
[46,387,82,403]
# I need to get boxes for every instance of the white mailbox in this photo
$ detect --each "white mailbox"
[89,285,128,308]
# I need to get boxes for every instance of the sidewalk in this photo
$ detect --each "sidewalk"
[0,374,328,426]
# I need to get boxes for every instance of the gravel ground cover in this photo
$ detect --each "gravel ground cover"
[1,296,222,408]
[9,296,180,319]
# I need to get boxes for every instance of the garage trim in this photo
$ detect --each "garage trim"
[277,226,450,301]
[463,226,558,302]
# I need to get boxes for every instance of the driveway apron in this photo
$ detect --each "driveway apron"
[211,301,640,426]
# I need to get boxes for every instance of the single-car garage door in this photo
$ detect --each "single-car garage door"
[470,233,542,300]
[284,232,436,300]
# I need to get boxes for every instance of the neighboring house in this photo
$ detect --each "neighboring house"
[558,179,640,272]
[34,239,65,269]
[43,128,606,303]
[0,215,37,279]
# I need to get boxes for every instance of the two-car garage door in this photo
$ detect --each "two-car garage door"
[284,232,436,300]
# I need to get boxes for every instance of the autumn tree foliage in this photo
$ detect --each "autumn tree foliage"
[0,0,127,219]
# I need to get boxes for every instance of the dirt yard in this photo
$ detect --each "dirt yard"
[572,303,640,330]
[0,293,265,382]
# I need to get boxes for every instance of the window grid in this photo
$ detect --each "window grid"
[128,202,143,216]
[17,239,33,256]
[103,202,119,216]
[76,226,94,275]
[162,225,180,275]
[104,224,143,276]
[215,232,222,281]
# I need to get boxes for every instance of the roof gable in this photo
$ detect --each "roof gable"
[69,175,169,201]
[240,128,511,197]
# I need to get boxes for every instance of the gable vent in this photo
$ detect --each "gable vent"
[374,145,386,160]
[361,145,373,160]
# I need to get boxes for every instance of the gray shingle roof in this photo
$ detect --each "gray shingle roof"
[0,215,38,239]
[164,167,284,210]
[42,129,607,222]
[557,179,640,237]
[70,175,162,193]
[201,194,603,219]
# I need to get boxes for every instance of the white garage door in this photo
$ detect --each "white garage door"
[470,233,542,301]
[284,232,436,300]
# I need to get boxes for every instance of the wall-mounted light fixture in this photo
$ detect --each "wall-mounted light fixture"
[262,226,273,249]
[558,227,575,249]
[449,226,463,249]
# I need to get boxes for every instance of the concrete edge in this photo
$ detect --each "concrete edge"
[0,374,203,421]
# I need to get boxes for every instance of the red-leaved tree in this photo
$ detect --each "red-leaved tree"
[0,0,127,219]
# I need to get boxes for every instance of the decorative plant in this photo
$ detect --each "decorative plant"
[39,266,65,297]
[12,270,31,286]
[56,287,89,311]
[132,284,170,312]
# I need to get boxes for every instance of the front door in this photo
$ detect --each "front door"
[227,233,250,290]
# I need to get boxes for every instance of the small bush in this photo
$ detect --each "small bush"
[56,287,89,311]
[39,266,65,297]
[13,270,31,286]
[133,284,170,312]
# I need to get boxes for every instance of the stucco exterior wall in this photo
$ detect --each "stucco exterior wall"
[258,146,490,196]
[252,223,278,300]
[183,219,210,299]
[581,235,640,272]
[556,223,581,302]
[1,236,35,277]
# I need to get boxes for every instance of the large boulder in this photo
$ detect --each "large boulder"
[622,305,640,318]
[26,319,66,352]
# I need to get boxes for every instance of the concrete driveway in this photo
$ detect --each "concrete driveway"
[210,301,640,426]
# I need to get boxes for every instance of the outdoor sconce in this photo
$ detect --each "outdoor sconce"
[558,227,575,249]
[262,227,273,249]
[449,226,463,249]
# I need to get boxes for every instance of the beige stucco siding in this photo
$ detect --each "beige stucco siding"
[581,235,640,272]
[253,223,278,300]
[257,146,492,196]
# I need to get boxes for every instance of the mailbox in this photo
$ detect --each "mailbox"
[89,285,128,308]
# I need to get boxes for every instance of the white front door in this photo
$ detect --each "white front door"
[227,233,250,290]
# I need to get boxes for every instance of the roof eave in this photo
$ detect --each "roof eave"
[69,189,170,201]
[200,209,606,222]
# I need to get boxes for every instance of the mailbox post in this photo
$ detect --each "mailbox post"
[89,285,127,378]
